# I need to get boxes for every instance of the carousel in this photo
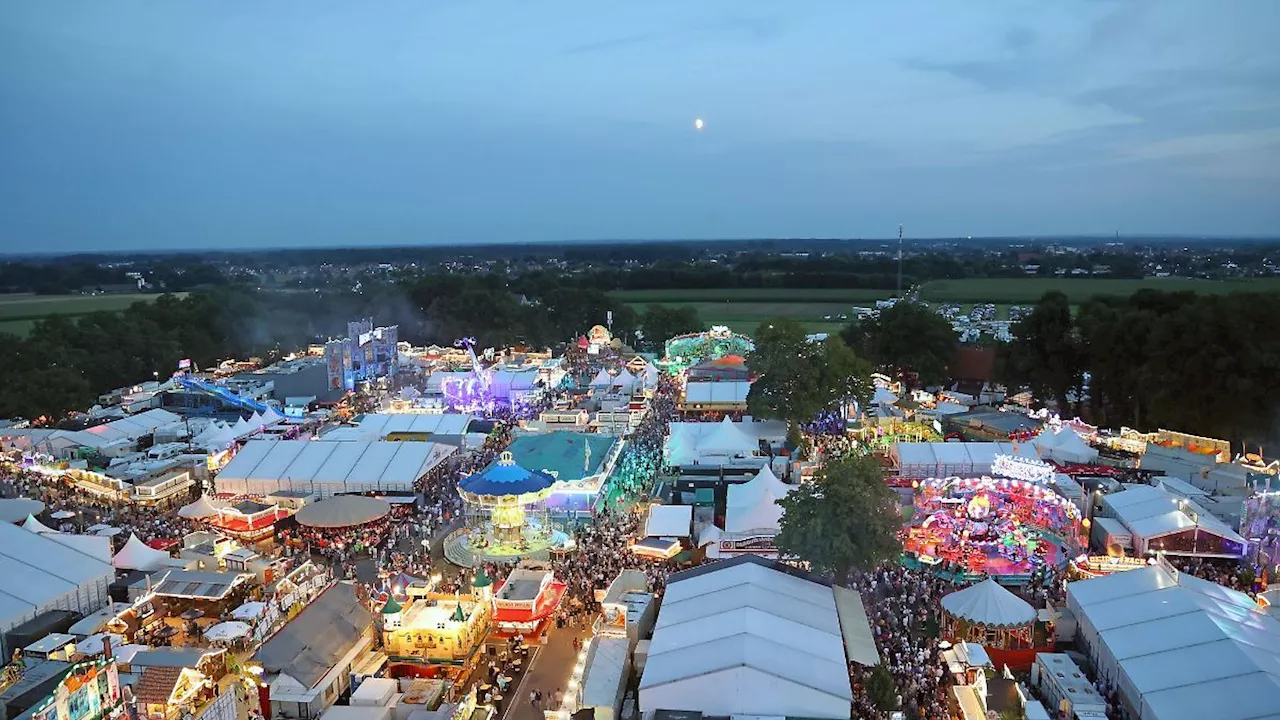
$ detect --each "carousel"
[454,452,571,563]
[940,578,1046,671]
[902,475,1081,579]
[659,326,754,373]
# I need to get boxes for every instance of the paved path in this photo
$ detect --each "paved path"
[503,621,593,720]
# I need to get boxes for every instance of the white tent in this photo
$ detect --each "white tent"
[590,369,614,388]
[231,417,254,438]
[93,526,123,538]
[0,498,45,524]
[231,601,267,621]
[178,495,227,520]
[725,489,784,534]
[22,514,56,534]
[645,505,693,538]
[294,495,391,528]
[940,579,1036,627]
[726,465,791,509]
[699,416,758,457]
[1034,428,1098,464]
[639,556,854,718]
[0,522,114,635]
[642,363,660,387]
[215,439,457,497]
[615,369,637,391]
[261,407,284,425]
[872,386,899,405]
[112,533,171,571]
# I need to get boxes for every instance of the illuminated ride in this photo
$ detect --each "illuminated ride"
[440,337,497,414]
[452,452,571,565]
[902,475,1082,579]
[659,326,754,373]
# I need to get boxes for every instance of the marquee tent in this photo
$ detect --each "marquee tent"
[0,498,45,524]
[725,490,784,534]
[893,441,1040,478]
[1067,563,1280,720]
[639,556,855,719]
[294,495,390,528]
[0,520,114,639]
[1100,485,1246,558]
[22,514,56,534]
[590,369,614,388]
[321,413,476,442]
[215,439,457,497]
[726,466,791,509]
[1034,428,1099,465]
[113,533,173,571]
[178,495,228,519]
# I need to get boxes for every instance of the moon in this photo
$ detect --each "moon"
[694,118,704,131]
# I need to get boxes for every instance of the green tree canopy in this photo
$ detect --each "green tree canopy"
[1001,291,1081,411]
[638,304,704,351]
[775,455,902,583]
[746,318,872,433]
[841,301,958,388]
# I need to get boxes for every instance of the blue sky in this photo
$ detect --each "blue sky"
[2,1,1278,251]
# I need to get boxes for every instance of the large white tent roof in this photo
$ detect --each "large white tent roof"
[216,440,457,497]
[21,514,56,534]
[665,418,785,466]
[727,465,792,509]
[684,381,751,406]
[1102,485,1245,550]
[894,441,1039,476]
[65,409,184,448]
[1033,428,1099,464]
[639,556,853,718]
[322,413,475,442]
[725,489,784,534]
[1067,564,1280,720]
[0,498,46,524]
[0,520,114,628]
[294,495,391,528]
[178,494,228,519]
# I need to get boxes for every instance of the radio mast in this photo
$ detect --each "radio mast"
[897,224,904,298]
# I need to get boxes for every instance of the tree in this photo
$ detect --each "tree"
[841,301,958,388]
[776,455,902,583]
[865,664,897,712]
[746,319,873,435]
[1002,291,1081,411]
[638,304,703,351]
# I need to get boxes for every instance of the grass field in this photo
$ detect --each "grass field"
[0,293,181,337]
[916,277,1280,304]
[613,277,1280,334]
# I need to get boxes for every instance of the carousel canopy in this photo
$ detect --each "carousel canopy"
[941,579,1036,628]
[0,498,45,524]
[459,451,557,498]
[113,533,173,572]
[294,495,391,528]
[178,494,227,519]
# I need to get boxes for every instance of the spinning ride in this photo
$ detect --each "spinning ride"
[903,475,1081,578]
[660,326,754,373]
[455,452,570,561]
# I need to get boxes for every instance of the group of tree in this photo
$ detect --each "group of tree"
[745,317,873,445]
[841,301,958,389]
[1001,289,1280,445]
[636,304,704,351]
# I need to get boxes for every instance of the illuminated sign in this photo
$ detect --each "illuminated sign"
[28,659,122,720]
[718,535,778,555]
[992,454,1054,484]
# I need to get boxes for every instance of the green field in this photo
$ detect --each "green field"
[917,277,1280,304]
[0,293,181,337]
[613,277,1280,335]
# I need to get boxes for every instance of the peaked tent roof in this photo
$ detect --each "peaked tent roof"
[941,579,1036,627]
[22,514,57,534]
[726,465,791,509]
[113,533,172,571]
[177,495,227,520]
[699,416,758,456]
[589,369,613,388]
[725,489,784,534]
[0,497,45,524]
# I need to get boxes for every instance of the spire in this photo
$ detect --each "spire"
[472,568,493,589]
[451,595,466,622]
[380,595,402,615]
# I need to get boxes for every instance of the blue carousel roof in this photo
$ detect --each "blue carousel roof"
[459,451,558,497]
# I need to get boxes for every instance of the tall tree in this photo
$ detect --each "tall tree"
[1003,291,1081,411]
[747,319,873,441]
[775,455,902,583]
[841,301,958,388]
[638,304,703,351]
